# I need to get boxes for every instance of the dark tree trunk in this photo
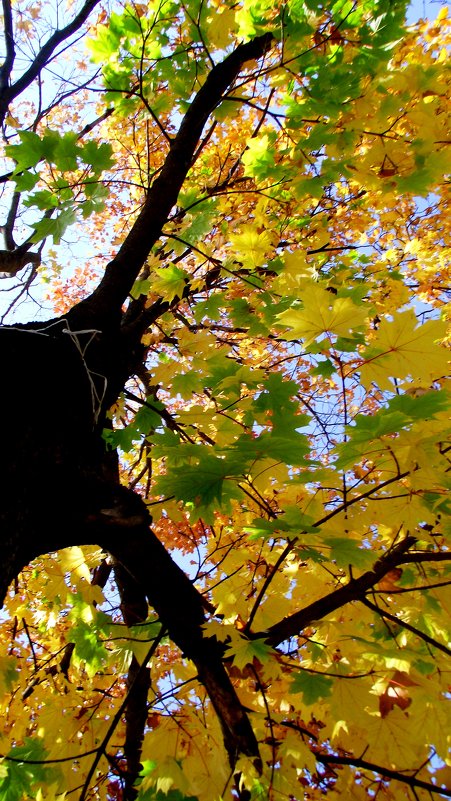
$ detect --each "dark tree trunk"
[0,31,276,778]
[0,306,260,768]
[0,309,132,600]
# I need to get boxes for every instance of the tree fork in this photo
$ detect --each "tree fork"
[71,31,275,326]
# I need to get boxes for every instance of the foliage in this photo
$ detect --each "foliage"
[0,0,450,800]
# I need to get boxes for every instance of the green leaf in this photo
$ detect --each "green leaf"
[242,133,277,180]
[172,370,203,398]
[87,23,122,61]
[229,636,273,671]
[81,141,115,172]
[311,359,335,378]
[234,431,309,467]
[41,130,79,171]
[12,170,40,192]
[321,536,375,568]
[5,131,43,170]
[253,373,307,434]
[134,399,165,433]
[336,389,450,468]
[387,389,450,420]
[289,671,333,704]
[104,399,164,450]
[181,204,217,245]
[0,739,59,801]
[246,504,318,539]
[0,656,18,692]
[151,265,189,302]
[156,453,235,507]
[24,189,59,211]
[254,373,299,412]
[193,292,225,323]
[31,208,77,244]
[70,619,108,677]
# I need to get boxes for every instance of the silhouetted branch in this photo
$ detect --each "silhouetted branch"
[105,518,261,767]
[0,0,15,97]
[361,596,451,657]
[260,536,417,647]
[113,558,151,801]
[0,0,102,126]
[77,31,275,324]
[316,752,451,798]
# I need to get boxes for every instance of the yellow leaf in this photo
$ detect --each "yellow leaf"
[364,708,423,766]
[229,226,273,269]
[277,284,367,345]
[359,310,448,390]
[59,546,91,582]
[278,731,317,775]
[206,8,236,48]
[150,265,188,303]
[330,673,378,745]
[272,250,316,294]
[36,785,66,801]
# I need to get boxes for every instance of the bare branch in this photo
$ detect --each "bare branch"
[0,0,15,99]
[0,0,102,126]
[73,32,275,325]
[316,752,451,798]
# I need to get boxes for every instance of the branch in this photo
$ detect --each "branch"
[259,536,418,647]
[113,559,151,801]
[316,752,451,798]
[0,0,15,96]
[0,0,102,126]
[361,597,451,657]
[101,508,260,767]
[396,550,451,565]
[0,190,19,250]
[79,634,162,801]
[76,32,274,324]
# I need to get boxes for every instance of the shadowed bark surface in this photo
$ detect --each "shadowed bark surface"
[0,310,260,769]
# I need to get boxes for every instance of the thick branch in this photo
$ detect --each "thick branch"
[113,559,151,801]
[79,32,274,323]
[1,191,20,250]
[0,0,102,126]
[259,537,418,647]
[103,518,260,766]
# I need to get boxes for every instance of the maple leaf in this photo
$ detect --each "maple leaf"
[289,670,334,704]
[1,2,451,800]
[229,226,273,269]
[150,265,189,303]
[359,310,448,390]
[277,284,368,346]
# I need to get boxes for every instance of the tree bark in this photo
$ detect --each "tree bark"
[0,307,260,768]
[0,28,276,779]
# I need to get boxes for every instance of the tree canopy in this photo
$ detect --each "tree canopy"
[0,0,450,799]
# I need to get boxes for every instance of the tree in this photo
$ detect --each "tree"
[0,0,449,798]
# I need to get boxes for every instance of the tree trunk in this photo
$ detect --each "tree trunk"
[0,309,260,767]
[0,308,131,584]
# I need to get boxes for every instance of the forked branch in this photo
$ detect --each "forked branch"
[0,0,102,127]
[79,32,275,323]
[259,536,418,647]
